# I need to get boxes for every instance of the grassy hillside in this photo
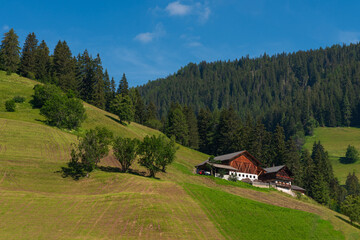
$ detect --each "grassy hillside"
[0,72,358,239]
[304,127,360,183]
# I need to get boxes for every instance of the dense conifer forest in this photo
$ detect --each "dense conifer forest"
[138,43,360,138]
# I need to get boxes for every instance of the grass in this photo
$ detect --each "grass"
[304,127,360,183]
[0,71,358,239]
[184,183,344,240]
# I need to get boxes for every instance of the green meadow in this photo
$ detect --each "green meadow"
[304,127,360,183]
[0,71,359,239]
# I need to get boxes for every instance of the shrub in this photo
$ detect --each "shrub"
[5,99,16,112]
[345,145,359,164]
[13,96,25,103]
[32,84,63,108]
[228,174,237,182]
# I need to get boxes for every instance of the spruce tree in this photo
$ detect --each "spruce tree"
[53,41,77,92]
[0,28,20,74]
[117,73,129,96]
[166,103,189,145]
[183,106,199,149]
[110,94,134,124]
[92,54,105,109]
[197,107,214,154]
[35,40,51,82]
[343,93,352,127]
[345,171,360,196]
[214,107,240,155]
[103,69,112,111]
[19,32,38,78]
[110,77,116,99]
[131,89,146,124]
[273,125,286,166]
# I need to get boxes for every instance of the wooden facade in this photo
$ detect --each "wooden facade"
[228,153,264,175]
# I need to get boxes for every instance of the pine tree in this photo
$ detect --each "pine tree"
[309,169,330,205]
[19,32,38,78]
[130,89,146,124]
[53,41,76,92]
[284,138,303,186]
[117,73,129,96]
[110,77,116,99]
[166,104,189,145]
[301,149,314,190]
[214,107,240,155]
[35,40,51,82]
[183,106,199,149]
[273,125,286,166]
[92,54,105,109]
[343,93,352,126]
[197,107,214,154]
[0,28,20,74]
[103,69,112,111]
[345,171,360,196]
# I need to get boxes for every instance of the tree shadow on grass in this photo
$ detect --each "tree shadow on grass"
[98,166,160,179]
[105,115,127,126]
[336,215,360,229]
[339,157,355,164]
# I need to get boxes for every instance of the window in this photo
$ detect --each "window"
[246,175,248,178]
[242,174,244,177]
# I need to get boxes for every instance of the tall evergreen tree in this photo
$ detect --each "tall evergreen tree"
[272,125,286,166]
[117,73,129,95]
[166,103,189,145]
[197,107,214,154]
[103,69,112,111]
[92,54,105,109]
[0,28,20,74]
[214,107,240,155]
[110,77,116,99]
[343,93,352,126]
[345,171,360,196]
[130,88,146,124]
[35,40,51,82]
[183,106,199,149]
[53,40,77,92]
[19,32,38,78]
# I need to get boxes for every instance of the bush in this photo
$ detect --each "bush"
[5,99,16,112]
[345,145,359,164]
[32,84,63,108]
[13,96,25,103]
[228,174,237,182]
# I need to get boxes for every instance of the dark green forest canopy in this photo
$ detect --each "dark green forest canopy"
[138,43,360,136]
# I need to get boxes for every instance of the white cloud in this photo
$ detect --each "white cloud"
[339,31,360,44]
[2,25,9,31]
[134,23,166,44]
[163,1,211,23]
[166,1,192,16]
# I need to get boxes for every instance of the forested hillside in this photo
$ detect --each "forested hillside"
[138,43,360,137]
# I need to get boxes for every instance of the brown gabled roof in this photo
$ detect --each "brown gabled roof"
[195,150,262,168]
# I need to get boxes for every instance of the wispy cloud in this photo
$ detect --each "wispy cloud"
[338,31,360,44]
[166,1,191,16]
[181,34,203,47]
[134,23,166,44]
[162,1,211,23]
[2,25,9,31]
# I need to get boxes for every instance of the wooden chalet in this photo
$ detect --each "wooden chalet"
[195,150,265,181]
[258,165,294,189]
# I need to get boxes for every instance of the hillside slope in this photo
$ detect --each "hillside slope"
[304,127,360,183]
[0,72,358,239]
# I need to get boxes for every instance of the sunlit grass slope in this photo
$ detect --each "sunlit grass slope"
[304,127,360,183]
[0,71,357,239]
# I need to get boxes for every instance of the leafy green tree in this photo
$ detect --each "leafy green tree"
[138,135,178,177]
[35,40,51,82]
[32,84,63,108]
[341,195,360,224]
[19,32,38,78]
[0,28,20,74]
[35,84,86,129]
[113,137,139,172]
[345,145,359,164]
[110,94,134,124]
[69,127,113,173]
[5,99,15,112]
[345,171,360,196]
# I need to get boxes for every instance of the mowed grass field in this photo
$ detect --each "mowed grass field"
[0,71,358,239]
[304,127,360,183]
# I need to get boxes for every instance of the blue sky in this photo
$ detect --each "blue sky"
[1,0,360,86]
